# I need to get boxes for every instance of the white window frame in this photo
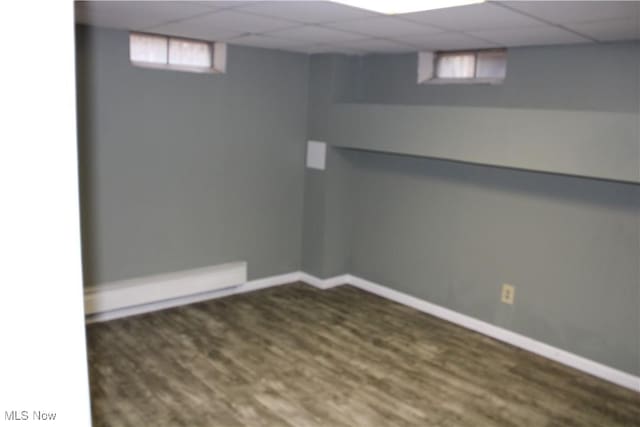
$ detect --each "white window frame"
[418,49,507,85]
[129,32,226,74]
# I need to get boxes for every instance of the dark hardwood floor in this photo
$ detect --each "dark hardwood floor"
[86,283,640,426]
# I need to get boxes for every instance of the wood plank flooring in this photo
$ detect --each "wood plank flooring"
[86,283,640,426]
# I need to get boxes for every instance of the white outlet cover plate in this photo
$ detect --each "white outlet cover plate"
[306,140,326,170]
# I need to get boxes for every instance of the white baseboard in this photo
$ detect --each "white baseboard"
[299,272,349,289]
[84,268,639,392]
[345,274,640,393]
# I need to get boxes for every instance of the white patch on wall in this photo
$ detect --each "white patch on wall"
[213,42,227,73]
[306,140,326,170]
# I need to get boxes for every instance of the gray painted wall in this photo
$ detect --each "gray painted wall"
[329,42,640,183]
[76,26,309,283]
[329,104,639,182]
[319,42,640,375]
[302,55,358,277]
[347,150,639,376]
[357,42,639,113]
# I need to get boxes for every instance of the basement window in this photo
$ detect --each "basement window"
[418,49,506,85]
[129,32,226,74]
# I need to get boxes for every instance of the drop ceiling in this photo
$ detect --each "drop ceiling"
[75,1,640,54]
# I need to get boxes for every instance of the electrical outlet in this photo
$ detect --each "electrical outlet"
[501,284,515,305]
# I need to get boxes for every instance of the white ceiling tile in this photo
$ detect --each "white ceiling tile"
[146,17,243,41]
[148,9,296,40]
[228,34,309,49]
[189,9,294,32]
[319,46,366,55]
[189,1,259,8]
[188,1,258,9]
[469,26,592,47]
[394,32,499,50]
[402,2,543,31]
[282,43,365,55]
[235,0,380,24]
[565,18,640,42]
[499,1,639,25]
[324,16,443,38]
[336,38,418,53]
[267,25,365,43]
[75,1,214,30]
[147,25,243,42]
[76,0,639,54]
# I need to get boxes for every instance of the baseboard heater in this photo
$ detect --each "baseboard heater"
[84,262,247,316]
